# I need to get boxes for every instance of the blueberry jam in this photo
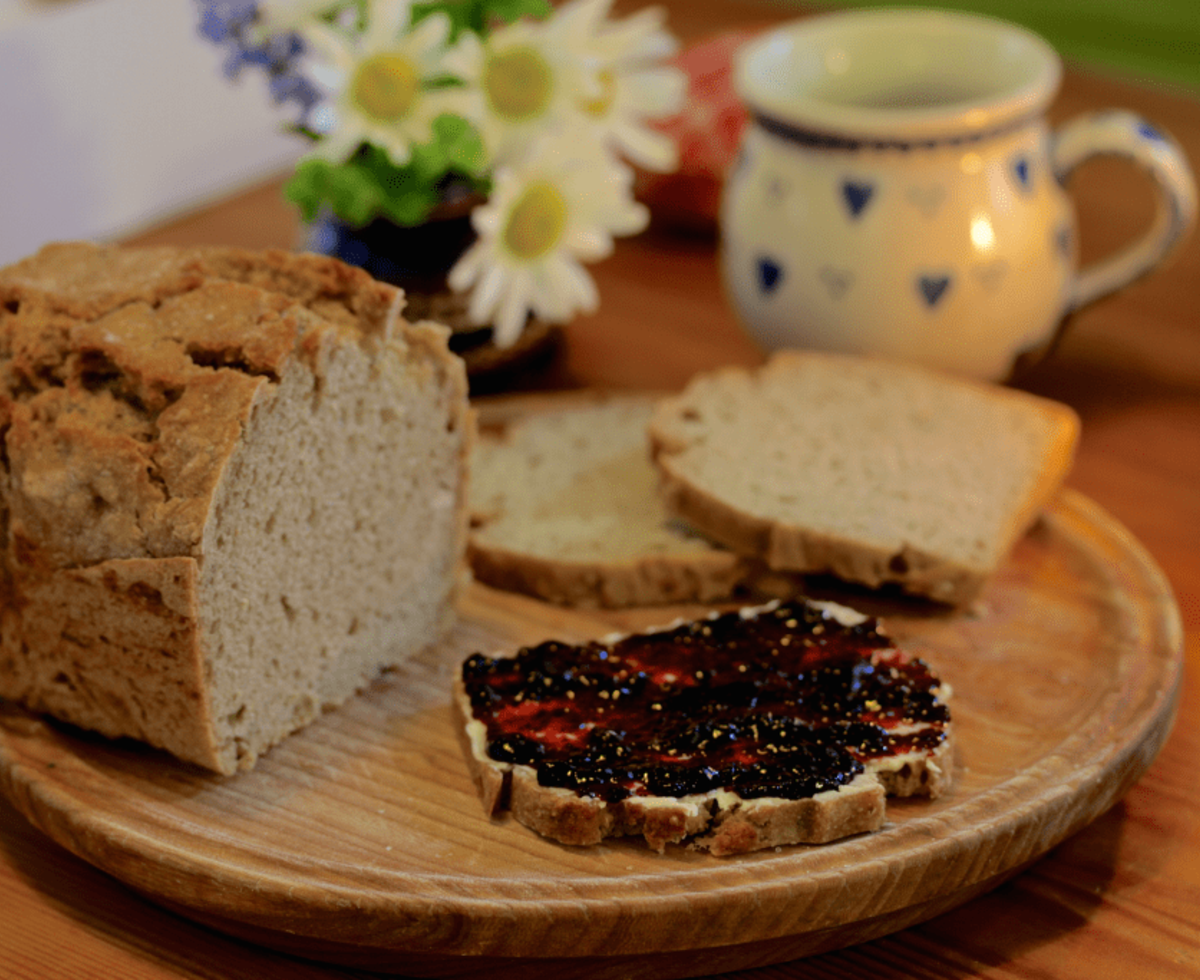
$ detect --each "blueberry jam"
[461,601,949,804]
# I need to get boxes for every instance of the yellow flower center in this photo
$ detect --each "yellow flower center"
[503,182,568,260]
[484,46,553,122]
[352,53,420,123]
[579,69,617,118]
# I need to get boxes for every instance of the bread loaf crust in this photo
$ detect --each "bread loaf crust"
[1,242,472,773]
[2,557,219,765]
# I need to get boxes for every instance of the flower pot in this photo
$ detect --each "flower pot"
[302,199,561,390]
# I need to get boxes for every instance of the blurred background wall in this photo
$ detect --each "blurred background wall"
[0,0,1196,267]
[0,0,302,265]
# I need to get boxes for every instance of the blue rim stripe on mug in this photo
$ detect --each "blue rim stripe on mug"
[751,110,1041,152]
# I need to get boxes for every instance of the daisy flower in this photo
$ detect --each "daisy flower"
[553,0,687,172]
[451,12,596,169]
[448,133,649,347]
[300,0,470,166]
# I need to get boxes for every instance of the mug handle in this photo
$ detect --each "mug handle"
[1052,109,1197,312]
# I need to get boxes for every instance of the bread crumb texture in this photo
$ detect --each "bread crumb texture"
[468,396,752,607]
[0,242,472,774]
[649,351,1080,604]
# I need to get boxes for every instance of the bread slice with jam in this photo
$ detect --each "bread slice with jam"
[455,598,952,855]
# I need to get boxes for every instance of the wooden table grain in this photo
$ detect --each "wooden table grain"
[4,1,1199,977]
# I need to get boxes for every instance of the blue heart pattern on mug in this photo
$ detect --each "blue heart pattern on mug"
[917,274,952,308]
[1138,121,1165,142]
[750,166,1066,305]
[818,266,855,300]
[1012,156,1033,192]
[842,180,875,218]
[758,257,784,293]
[1055,225,1074,258]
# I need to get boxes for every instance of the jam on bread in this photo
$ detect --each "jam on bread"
[456,599,952,854]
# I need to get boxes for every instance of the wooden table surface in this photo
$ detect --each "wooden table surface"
[3,1,1199,977]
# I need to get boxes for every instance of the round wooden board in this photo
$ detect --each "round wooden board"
[0,490,1183,978]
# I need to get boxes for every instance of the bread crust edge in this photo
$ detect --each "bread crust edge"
[466,537,752,608]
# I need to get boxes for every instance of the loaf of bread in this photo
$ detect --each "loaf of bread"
[468,396,756,607]
[0,241,472,774]
[456,598,951,855]
[649,351,1080,604]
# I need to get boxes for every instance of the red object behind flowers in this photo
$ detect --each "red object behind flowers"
[637,28,764,233]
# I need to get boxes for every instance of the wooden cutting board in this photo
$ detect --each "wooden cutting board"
[0,488,1182,979]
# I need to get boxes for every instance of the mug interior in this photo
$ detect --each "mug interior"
[737,8,1061,141]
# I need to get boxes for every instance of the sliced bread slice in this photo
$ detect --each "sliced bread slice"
[648,351,1080,605]
[456,598,952,855]
[468,396,756,607]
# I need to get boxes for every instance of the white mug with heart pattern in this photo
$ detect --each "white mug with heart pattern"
[719,7,1197,381]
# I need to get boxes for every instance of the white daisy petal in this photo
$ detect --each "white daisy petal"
[607,199,651,237]
[494,286,532,347]
[447,244,484,291]
[563,227,613,262]
[441,31,484,78]
[610,118,679,172]
[469,197,506,236]
[311,125,362,163]
[598,7,679,64]
[626,66,689,115]
[364,0,414,47]
[467,277,499,326]
[554,255,599,313]
[473,262,510,318]
[300,23,356,71]
[408,10,453,61]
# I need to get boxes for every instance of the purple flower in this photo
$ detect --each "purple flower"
[197,1,258,49]
[195,0,321,124]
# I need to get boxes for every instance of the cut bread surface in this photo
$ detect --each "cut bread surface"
[457,598,952,855]
[468,396,754,607]
[0,242,472,774]
[649,351,1079,604]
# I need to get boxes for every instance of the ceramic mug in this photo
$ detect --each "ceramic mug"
[719,8,1197,380]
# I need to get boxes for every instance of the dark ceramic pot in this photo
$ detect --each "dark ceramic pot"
[303,199,478,295]
[302,199,561,390]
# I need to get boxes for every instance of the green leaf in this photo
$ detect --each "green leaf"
[484,0,552,23]
[430,114,488,175]
[327,162,383,227]
[413,0,551,37]
[381,187,442,226]
[284,134,491,230]
[283,157,337,223]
